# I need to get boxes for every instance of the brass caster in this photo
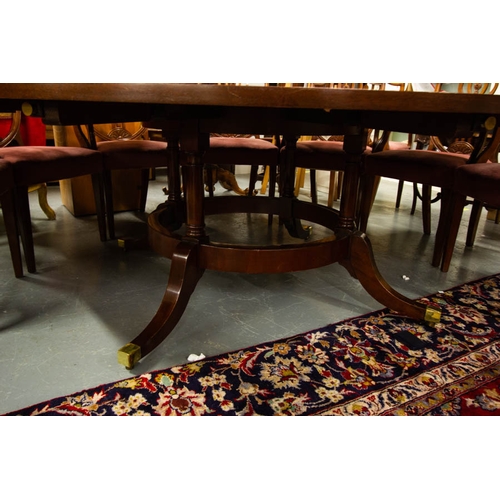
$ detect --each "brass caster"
[117,343,142,369]
[117,239,128,251]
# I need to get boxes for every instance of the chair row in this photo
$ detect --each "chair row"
[0,128,282,278]
[358,139,500,272]
[280,124,500,273]
[3,115,498,278]
[0,139,171,278]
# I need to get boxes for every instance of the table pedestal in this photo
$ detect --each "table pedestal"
[117,197,440,369]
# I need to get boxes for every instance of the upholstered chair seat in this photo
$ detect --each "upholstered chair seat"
[454,162,500,205]
[363,150,468,187]
[294,140,351,169]
[1,146,103,185]
[205,137,279,166]
[97,140,169,169]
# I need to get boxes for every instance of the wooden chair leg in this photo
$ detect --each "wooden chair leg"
[432,189,452,268]
[327,171,336,208]
[15,186,36,274]
[310,169,317,204]
[1,190,23,277]
[268,164,277,225]
[91,173,107,242]
[439,192,467,272]
[466,199,483,247]
[411,182,419,215]
[395,180,404,208]
[102,170,115,240]
[248,165,258,196]
[205,165,215,197]
[260,166,270,195]
[421,184,432,235]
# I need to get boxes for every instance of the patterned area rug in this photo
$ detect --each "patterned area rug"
[6,274,500,416]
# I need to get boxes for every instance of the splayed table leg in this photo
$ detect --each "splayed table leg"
[117,239,204,369]
[340,231,441,323]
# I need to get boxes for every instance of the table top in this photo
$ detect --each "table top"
[1,83,499,137]
[1,83,499,112]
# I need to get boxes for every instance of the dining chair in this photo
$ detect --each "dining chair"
[0,159,23,277]
[439,161,500,271]
[72,123,170,240]
[0,144,106,276]
[0,109,108,276]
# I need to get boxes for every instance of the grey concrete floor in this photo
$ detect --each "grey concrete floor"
[1,168,499,414]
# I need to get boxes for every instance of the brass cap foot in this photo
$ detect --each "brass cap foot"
[117,343,142,369]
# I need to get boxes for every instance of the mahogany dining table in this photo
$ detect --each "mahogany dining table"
[1,83,500,369]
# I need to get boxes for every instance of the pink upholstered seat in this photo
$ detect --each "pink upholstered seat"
[294,140,349,169]
[205,137,279,166]
[0,146,103,185]
[363,150,468,188]
[454,162,500,205]
[97,140,169,170]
